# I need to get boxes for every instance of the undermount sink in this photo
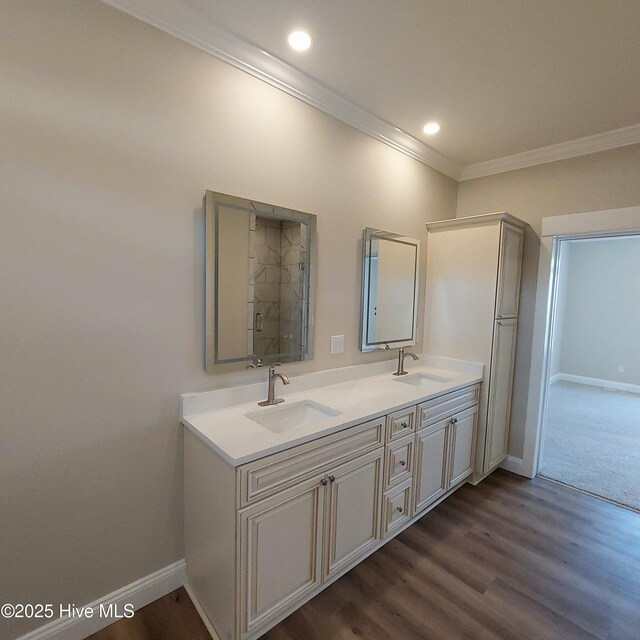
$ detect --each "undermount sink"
[394,372,453,387]
[246,400,342,434]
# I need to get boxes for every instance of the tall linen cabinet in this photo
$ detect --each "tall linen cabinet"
[423,212,525,480]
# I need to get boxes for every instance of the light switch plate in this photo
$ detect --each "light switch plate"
[330,335,345,354]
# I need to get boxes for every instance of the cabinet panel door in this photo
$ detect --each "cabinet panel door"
[239,480,323,635]
[496,223,524,318]
[485,318,518,472]
[449,406,478,487]
[414,421,449,514]
[324,449,383,579]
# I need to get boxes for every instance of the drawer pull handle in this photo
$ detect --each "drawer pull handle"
[328,475,336,483]
[320,478,328,486]
[399,460,406,466]
[397,507,403,513]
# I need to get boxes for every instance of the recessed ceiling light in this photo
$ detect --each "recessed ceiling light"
[288,31,312,52]
[423,122,440,135]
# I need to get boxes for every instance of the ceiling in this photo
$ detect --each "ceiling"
[105,0,640,176]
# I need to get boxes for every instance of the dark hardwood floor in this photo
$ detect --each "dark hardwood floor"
[90,470,640,640]
[86,587,210,640]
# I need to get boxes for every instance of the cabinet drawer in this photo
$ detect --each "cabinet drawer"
[384,434,414,489]
[418,384,479,428]
[382,479,412,537]
[239,417,385,507]
[386,407,416,442]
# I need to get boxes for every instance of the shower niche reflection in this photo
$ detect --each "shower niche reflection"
[205,191,316,370]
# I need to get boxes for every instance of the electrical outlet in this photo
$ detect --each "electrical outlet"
[617,365,625,373]
[330,335,345,354]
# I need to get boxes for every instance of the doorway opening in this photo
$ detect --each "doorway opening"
[538,234,640,511]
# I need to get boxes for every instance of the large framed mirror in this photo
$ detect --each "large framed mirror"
[360,227,420,352]
[205,191,316,370]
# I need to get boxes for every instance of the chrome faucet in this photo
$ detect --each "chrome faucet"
[258,363,290,406]
[393,347,419,376]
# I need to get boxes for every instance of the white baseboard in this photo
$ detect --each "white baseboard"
[500,454,527,476]
[554,373,640,395]
[16,560,187,640]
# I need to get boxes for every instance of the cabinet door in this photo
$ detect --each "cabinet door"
[239,479,324,636]
[413,420,449,514]
[485,318,518,472]
[496,223,524,318]
[324,448,383,580]
[449,406,478,487]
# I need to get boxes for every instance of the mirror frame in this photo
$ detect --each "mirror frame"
[360,227,420,352]
[205,190,316,370]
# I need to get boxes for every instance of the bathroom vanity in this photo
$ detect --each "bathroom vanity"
[191,197,515,639]
[182,359,482,640]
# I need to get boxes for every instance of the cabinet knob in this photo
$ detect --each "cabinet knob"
[401,421,408,429]
[399,460,406,466]
[397,507,403,513]
[320,478,328,486]
[328,475,336,483]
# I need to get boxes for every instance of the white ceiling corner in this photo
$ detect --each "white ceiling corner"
[459,124,640,181]
[101,0,640,182]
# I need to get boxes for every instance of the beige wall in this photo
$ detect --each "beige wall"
[457,144,640,458]
[554,236,640,385]
[0,2,457,637]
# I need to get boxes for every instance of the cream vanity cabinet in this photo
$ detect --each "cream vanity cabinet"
[239,445,384,635]
[414,385,480,512]
[185,416,385,640]
[185,384,479,640]
[424,212,525,480]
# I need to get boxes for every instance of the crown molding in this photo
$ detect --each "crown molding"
[459,123,640,181]
[101,0,461,180]
[426,211,527,232]
[100,1,640,183]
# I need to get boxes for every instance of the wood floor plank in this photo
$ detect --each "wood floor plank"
[484,577,603,640]
[264,471,640,640]
[398,523,495,594]
[92,470,640,640]
[86,588,210,640]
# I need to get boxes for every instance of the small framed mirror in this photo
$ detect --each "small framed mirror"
[360,227,420,352]
[205,191,316,370]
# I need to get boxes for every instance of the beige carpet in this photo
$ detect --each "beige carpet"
[539,380,640,511]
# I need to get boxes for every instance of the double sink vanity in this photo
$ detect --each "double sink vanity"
[184,191,525,640]
[182,357,482,640]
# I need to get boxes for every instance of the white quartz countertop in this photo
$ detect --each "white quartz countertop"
[181,358,482,467]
